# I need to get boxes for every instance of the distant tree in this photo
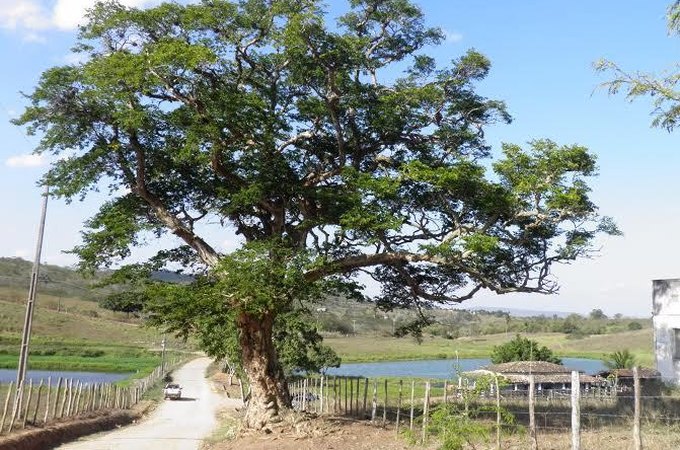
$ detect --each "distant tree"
[490,334,561,364]
[589,308,607,320]
[98,291,145,316]
[627,321,643,331]
[604,349,636,370]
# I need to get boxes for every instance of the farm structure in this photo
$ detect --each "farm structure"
[464,361,604,395]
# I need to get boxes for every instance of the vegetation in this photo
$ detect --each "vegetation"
[490,334,561,364]
[324,329,654,366]
[604,349,637,370]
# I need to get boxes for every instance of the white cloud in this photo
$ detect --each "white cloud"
[0,0,165,39]
[0,1,50,31]
[13,249,28,259]
[444,30,463,44]
[52,0,162,30]
[5,153,47,168]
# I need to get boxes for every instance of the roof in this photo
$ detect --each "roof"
[464,369,603,385]
[484,361,571,374]
[598,368,660,379]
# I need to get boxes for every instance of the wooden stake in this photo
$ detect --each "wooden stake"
[395,380,403,433]
[409,380,415,431]
[633,366,642,450]
[52,378,63,419]
[22,379,33,428]
[529,375,537,450]
[421,381,431,444]
[32,380,43,425]
[43,378,51,423]
[371,379,378,423]
[1,381,14,433]
[571,371,580,450]
[349,377,354,416]
[382,379,388,426]
[344,377,348,414]
[444,380,448,404]
[362,378,369,417]
[355,377,360,415]
[495,375,501,450]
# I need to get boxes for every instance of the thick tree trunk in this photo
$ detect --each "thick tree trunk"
[237,311,290,429]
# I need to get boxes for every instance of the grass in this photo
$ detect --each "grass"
[0,286,190,375]
[324,329,654,366]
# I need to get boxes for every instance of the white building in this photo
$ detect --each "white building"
[652,278,680,383]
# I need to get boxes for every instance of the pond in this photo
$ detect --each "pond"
[0,369,132,385]
[326,357,606,379]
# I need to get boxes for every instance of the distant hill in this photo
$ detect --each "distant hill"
[0,257,99,300]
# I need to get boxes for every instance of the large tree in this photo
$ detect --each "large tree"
[15,0,616,428]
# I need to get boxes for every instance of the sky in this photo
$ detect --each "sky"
[0,0,678,317]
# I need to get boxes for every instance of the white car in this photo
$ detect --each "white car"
[163,383,182,400]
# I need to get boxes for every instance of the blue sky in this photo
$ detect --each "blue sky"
[0,0,678,317]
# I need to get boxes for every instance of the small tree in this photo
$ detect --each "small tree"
[588,308,607,320]
[604,349,636,370]
[490,334,561,364]
[98,291,145,317]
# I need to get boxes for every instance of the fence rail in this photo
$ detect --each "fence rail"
[0,355,182,435]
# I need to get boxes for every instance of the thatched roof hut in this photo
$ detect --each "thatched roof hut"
[465,361,603,387]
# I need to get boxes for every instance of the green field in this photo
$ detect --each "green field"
[0,284,179,375]
[324,329,654,366]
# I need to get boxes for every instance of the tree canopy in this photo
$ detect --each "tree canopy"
[490,334,561,365]
[14,0,616,427]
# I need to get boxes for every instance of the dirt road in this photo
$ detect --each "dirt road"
[58,357,234,450]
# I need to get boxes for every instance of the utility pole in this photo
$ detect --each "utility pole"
[14,185,49,415]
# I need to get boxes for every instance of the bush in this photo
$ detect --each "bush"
[628,321,642,331]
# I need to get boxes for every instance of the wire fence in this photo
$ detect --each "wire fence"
[290,367,676,449]
[0,355,183,435]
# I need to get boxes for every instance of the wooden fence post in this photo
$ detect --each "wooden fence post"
[571,371,581,450]
[319,376,324,414]
[53,378,63,419]
[444,380,448,404]
[421,381,431,445]
[362,378,369,417]
[1,381,14,433]
[633,366,642,450]
[371,379,378,423]
[43,378,51,423]
[333,377,337,414]
[32,380,43,425]
[395,380,403,433]
[349,378,354,416]
[495,375,501,450]
[22,379,33,428]
[409,380,415,431]
[382,379,388,426]
[529,375,537,450]
[344,377,348,414]
[355,377,360,415]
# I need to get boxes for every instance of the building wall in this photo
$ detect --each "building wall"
[652,279,680,383]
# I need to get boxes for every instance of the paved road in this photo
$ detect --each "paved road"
[58,357,232,450]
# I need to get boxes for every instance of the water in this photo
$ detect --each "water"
[326,357,607,379]
[0,369,131,385]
